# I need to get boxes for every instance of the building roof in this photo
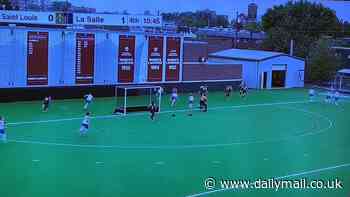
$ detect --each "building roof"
[196,28,266,40]
[338,69,350,75]
[209,48,303,61]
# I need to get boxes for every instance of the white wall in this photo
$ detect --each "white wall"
[209,55,305,89]
[0,29,13,88]
[94,32,119,85]
[0,28,27,88]
[260,56,305,89]
[134,34,148,83]
[48,30,64,86]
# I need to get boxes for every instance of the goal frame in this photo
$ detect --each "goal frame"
[115,85,162,116]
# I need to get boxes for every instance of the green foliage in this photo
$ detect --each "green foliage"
[51,1,72,11]
[262,0,341,58]
[307,39,341,82]
[244,22,263,33]
[162,9,229,28]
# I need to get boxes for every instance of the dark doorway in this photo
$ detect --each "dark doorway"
[263,72,268,89]
[272,70,286,88]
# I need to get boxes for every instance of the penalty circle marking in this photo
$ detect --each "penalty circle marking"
[7,103,334,150]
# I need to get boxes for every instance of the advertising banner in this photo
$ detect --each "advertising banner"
[147,36,163,82]
[165,37,181,81]
[118,35,135,83]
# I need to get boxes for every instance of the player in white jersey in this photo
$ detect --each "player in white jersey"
[308,89,316,102]
[0,116,6,143]
[84,93,94,110]
[171,88,178,117]
[333,91,340,105]
[80,112,91,136]
[188,93,194,116]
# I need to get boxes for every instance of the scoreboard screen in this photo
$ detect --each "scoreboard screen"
[75,33,95,84]
[27,31,49,86]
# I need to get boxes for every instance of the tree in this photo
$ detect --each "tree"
[162,10,229,28]
[0,0,12,10]
[245,22,262,33]
[51,1,72,11]
[307,39,341,83]
[262,0,341,58]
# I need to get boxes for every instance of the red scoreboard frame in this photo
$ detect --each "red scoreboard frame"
[75,33,95,84]
[27,31,49,86]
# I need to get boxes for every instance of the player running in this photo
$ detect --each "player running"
[308,88,316,102]
[333,91,340,105]
[149,101,157,121]
[240,84,247,98]
[42,96,51,112]
[199,85,208,97]
[80,112,91,136]
[325,91,332,103]
[200,94,208,112]
[83,93,94,110]
[170,88,178,117]
[188,93,194,116]
[0,116,6,143]
[225,85,233,98]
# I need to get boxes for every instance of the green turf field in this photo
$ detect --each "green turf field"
[0,88,349,197]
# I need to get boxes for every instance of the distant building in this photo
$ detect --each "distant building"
[71,6,96,13]
[247,3,258,23]
[39,0,51,11]
[331,37,350,68]
[237,13,248,26]
[11,0,51,10]
[194,27,266,52]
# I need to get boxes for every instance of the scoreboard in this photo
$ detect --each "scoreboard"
[27,31,49,86]
[75,33,95,84]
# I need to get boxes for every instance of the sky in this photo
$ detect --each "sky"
[67,0,350,21]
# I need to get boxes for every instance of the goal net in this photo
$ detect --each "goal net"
[114,85,162,115]
[335,69,350,94]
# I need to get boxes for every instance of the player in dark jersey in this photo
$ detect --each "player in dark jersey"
[200,94,208,112]
[199,85,208,97]
[239,82,247,98]
[42,96,50,112]
[225,85,233,98]
[149,101,157,121]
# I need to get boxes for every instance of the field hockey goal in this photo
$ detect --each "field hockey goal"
[114,85,162,115]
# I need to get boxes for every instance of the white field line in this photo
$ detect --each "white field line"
[7,100,310,126]
[7,101,334,150]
